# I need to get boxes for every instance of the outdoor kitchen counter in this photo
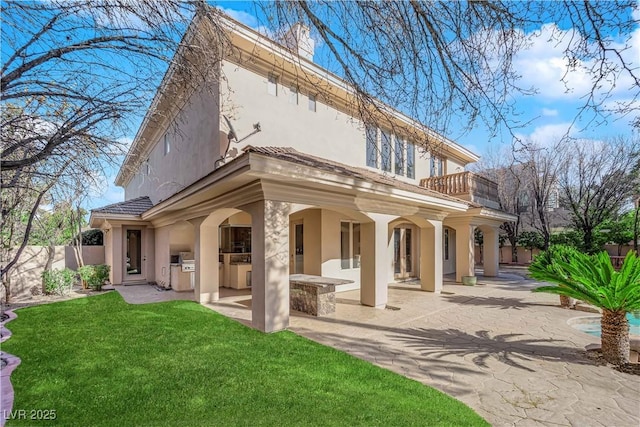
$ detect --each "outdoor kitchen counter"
[289,274,354,316]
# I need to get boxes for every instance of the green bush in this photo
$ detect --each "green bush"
[530,244,582,270]
[42,268,76,295]
[78,264,110,290]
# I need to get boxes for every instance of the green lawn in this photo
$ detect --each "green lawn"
[3,292,487,426]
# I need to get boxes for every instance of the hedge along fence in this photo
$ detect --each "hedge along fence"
[3,245,105,301]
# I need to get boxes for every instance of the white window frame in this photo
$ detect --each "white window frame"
[395,137,405,176]
[430,155,444,177]
[380,130,392,172]
[406,142,415,179]
[340,221,361,269]
[366,126,378,168]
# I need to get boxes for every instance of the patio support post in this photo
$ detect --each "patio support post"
[483,226,499,277]
[244,199,292,333]
[454,223,475,283]
[420,219,443,293]
[111,225,123,285]
[360,213,394,308]
[154,226,170,289]
[190,217,220,303]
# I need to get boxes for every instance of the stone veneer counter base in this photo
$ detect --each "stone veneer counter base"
[289,275,353,316]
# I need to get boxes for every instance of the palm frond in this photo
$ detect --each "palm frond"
[529,249,640,312]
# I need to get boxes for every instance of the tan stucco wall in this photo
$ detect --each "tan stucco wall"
[125,84,221,204]
[290,209,322,276]
[155,225,170,288]
[320,210,361,284]
[220,60,468,185]
[3,245,106,301]
[169,221,195,255]
[122,59,470,206]
[144,227,155,282]
[64,246,105,270]
[226,212,251,225]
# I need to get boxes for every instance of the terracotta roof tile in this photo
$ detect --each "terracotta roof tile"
[92,196,153,216]
[244,146,475,206]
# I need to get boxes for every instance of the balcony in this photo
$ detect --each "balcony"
[420,171,500,209]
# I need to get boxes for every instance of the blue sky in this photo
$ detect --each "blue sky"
[89,1,639,211]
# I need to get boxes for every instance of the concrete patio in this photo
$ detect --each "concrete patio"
[200,272,640,427]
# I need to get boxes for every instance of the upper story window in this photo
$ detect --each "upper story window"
[381,130,392,172]
[366,126,415,178]
[430,156,444,177]
[267,74,278,96]
[145,160,150,175]
[407,142,415,179]
[163,133,170,156]
[289,87,298,105]
[395,138,405,176]
[308,94,316,112]
[366,126,377,168]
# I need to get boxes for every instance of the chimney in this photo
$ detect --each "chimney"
[282,23,315,61]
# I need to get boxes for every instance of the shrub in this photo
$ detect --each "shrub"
[78,264,110,290]
[42,268,76,296]
[530,245,582,308]
[530,250,640,365]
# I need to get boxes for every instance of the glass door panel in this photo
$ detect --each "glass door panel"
[126,229,142,275]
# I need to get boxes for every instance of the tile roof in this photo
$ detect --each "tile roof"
[91,196,154,216]
[244,146,476,206]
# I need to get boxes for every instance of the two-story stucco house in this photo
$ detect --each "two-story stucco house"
[90,12,514,332]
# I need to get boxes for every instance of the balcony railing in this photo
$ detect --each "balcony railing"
[420,171,500,209]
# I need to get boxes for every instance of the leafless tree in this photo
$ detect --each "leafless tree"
[262,1,639,136]
[558,136,640,253]
[514,139,568,250]
[2,0,638,288]
[473,146,523,262]
[0,1,230,287]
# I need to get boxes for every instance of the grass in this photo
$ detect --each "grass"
[3,292,487,426]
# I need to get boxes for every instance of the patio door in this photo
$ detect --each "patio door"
[293,222,304,274]
[394,227,414,279]
[125,228,146,282]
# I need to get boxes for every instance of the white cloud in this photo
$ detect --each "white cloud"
[217,7,258,28]
[514,23,639,106]
[541,108,558,117]
[514,122,574,146]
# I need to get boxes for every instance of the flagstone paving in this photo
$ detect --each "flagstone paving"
[207,273,640,427]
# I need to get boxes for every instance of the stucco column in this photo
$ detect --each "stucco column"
[420,219,443,293]
[360,214,394,308]
[454,223,475,283]
[189,217,219,304]
[154,226,170,288]
[483,227,499,277]
[244,199,292,333]
[111,225,123,285]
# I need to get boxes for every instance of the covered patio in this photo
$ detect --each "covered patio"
[201,271,639,427]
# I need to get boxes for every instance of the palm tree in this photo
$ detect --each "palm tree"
[529,250,640,365]
[530,245,581,308]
